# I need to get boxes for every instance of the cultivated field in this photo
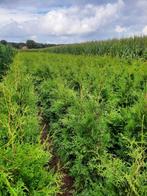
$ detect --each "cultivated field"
[0,42,147,195]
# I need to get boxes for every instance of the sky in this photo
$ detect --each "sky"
[0,0,147,43]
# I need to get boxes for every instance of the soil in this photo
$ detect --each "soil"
[41,123,74,196]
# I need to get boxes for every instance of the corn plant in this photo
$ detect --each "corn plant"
[45,36,147,60]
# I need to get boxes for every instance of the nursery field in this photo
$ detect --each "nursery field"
[0,49,147,195]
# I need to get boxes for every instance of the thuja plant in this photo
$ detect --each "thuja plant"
[89,134,147,196]
[0,44,15,79]
[0,55,61,195]
[12,52,147,195]
[31,53,147,195]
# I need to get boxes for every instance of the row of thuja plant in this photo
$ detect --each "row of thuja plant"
[20,52,147,196]
[0,43,15,78]
[45,36,147,60]
[0,54,62,195]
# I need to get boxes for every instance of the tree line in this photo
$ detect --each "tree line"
[0,39,56,49]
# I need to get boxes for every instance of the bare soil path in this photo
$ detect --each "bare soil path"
[41,123,74,196]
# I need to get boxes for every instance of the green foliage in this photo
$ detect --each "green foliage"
[1,51,146,195]
[0,54,61,195]
[16,52,147,195]
[0,44,15,78]
[0,144,61,196]
[46,36,147,60]
[25,40,56,49]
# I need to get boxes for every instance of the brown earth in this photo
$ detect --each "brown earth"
[41,123,74,196]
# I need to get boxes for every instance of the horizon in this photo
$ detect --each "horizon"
[2,35,147,45]
[0,0,147,44]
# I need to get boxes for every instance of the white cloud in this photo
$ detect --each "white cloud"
[0,0,124,41]
[39,0,124,35]
[136,0,147,9]
[1,0,147,43]
[29,35,38,41]
[115,25,127,33]
[142,26,147,35]
[0,8,38,26]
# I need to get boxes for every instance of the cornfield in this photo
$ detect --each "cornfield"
[46,36,147,59]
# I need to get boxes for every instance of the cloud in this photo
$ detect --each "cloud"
[30,35,38,41]
[0,8,38,26]
[1,0,147,43]
[115,25,126,33]
[0,0,124,42]
[136,0,147,10]
[142,26,147,35]
[39,1,124,36]
[0,0,116,9]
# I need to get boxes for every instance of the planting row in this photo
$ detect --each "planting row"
[20,52,147,195]
[0,53,61,195]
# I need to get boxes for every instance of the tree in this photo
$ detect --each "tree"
[26,40,36,49]
[0,40,7,45]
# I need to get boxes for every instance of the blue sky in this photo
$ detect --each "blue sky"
[0,0,147,43]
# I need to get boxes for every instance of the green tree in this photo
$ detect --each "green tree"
[26,40,36,49]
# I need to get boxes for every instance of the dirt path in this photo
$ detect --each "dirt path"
[41,123,74,196]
